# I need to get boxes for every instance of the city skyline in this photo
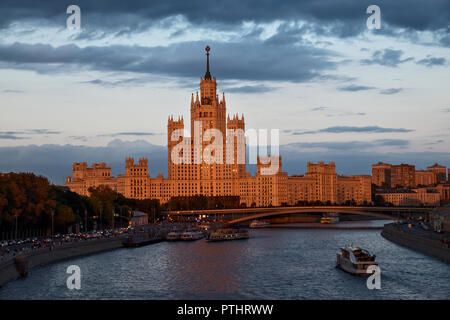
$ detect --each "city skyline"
[0,1,449,155]
[2,1,450,306]
[64,49,448,208]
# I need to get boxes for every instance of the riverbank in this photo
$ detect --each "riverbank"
[0,236,125,288]
[381,223,450,264]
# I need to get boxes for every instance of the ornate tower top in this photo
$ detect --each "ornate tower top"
[204,45,212,80]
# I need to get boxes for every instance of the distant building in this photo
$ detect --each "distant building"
[131,211,148,227]
[427,163,447,183]
[337,175,372,205]
[372,162,416,188]
[287,162,371,205]
[65,48,371,207]
[415,170,437,186]
[434,185,450,202]
[66,162,117,196]
[376,188,440,207]
[391,164,415,188]
[371,162,391,187]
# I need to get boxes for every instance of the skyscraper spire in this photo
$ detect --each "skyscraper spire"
[204,45,212,80]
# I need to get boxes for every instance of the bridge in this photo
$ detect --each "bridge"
[167,206,434,225]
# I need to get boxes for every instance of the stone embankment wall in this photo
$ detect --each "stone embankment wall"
[382,223,450,264]
[0,237,124,288]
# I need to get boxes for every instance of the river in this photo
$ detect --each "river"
[1,221,449,299]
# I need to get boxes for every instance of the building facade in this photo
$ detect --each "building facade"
[427,163,447,183]
[372,162,417,188]
[376,188,440,207]
[415,170,437,186]
[372,162,391,187]
[66,47,371,207]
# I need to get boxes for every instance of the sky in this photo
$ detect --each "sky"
[0,0,449,183]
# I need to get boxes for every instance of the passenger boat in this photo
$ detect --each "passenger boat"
[166,231,182,241]
[249,220,270,228]
[180,230,204,241]
[336,246,378,276]
[206,228,249,242]
[122,232,162,247]
[321,213,339,224]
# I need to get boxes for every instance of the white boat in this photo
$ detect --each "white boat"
[206,229,249,242]
[180,230,204,241]
[249,220,270,228]
[336,246,378,276]
[166,231,182,241]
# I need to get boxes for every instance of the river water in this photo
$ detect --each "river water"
[1,221,449,300]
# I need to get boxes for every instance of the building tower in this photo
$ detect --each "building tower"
[167,115,185,180]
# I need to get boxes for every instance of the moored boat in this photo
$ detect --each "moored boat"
[180,230,204,241]
[249,220,270,228]
[166,231,182,241]
[122,232,163,247]
[336,246,378,276]
[206,228,249,242]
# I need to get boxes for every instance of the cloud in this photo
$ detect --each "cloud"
[326,112,366,117]
[289,126,414,135]
[360,49,414,67]
[0,134,28,140]
[379,88,403,95]
[97,132,160,137]
[416,56,446,67]
[0,129,61,139]
[285,139,410,150]
[310,107,327,111]
[1,89,24,93]
[0,40,338,83]
[0,0,449,40]
[225,85,277,94]
[338,84,375,92]
[80,77,155,87]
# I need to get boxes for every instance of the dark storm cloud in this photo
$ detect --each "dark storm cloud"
[360,49,414,67]
[416,57,446,67]
[0,40,338,82]
[289,126,413,135]
[0,0,449,38]
[338,84,375,92]
[379,88,403,95]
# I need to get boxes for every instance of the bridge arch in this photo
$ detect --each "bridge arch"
[225,208,401,226]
